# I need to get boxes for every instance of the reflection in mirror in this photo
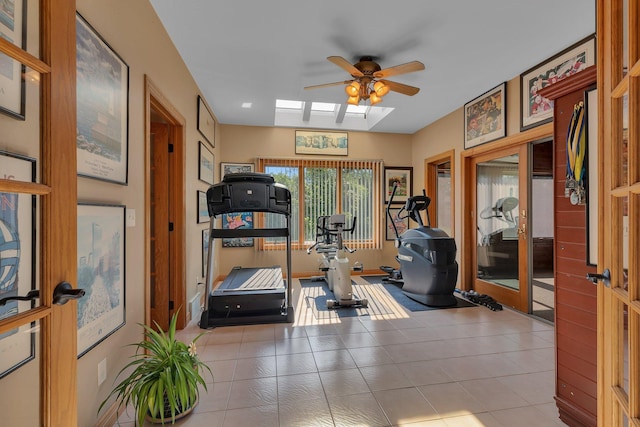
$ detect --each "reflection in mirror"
[436,161,452,236]
[476,154,520,289]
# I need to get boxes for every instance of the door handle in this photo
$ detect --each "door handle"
[53,281,85,305]
[0,290,40,306]
[517,223,527,239]
[586,269,610,287]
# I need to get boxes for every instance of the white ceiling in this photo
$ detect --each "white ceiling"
[149,1,595,134]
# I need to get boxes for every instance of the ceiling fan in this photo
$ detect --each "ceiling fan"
[304,56,425,105]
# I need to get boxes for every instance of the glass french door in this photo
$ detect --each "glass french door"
[0,1,79,425]
[598,0,640,424]
[472,145,529,311]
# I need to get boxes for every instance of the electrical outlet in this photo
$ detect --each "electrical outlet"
[98,358,107,386]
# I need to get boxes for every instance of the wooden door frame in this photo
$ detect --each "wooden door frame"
[461,124,552,302]
[144,76,187,329]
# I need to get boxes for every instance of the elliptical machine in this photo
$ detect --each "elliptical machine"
[380,183,458,307]
[307,214,368,309]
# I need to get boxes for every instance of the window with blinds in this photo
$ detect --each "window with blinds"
[257,158,383,251]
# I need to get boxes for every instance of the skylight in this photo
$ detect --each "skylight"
[274,99,394,131]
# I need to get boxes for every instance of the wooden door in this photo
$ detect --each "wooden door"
[472,144,530,311]
[0,1,79,425]
[598,0,640,424]
[150,122,172,330]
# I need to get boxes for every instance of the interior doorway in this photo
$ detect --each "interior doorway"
[529,139,554,322]
[144,76,187,330]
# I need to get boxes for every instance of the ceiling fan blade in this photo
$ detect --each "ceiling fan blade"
[327,56,364,77]
[304,80,353,90]
[380,80,420,96]
[374,61,425,78]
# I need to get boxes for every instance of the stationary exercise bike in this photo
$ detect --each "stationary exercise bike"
[380,183,458,307]
[307,214,368,309]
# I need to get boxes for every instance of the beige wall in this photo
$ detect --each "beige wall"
[75,1,217,425]
[219,124,413,276]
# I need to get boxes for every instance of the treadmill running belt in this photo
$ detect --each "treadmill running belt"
[215,266,284,293]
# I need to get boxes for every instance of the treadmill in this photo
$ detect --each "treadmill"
[199,172,294,328]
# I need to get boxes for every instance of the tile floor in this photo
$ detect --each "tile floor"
[115,277,564,426]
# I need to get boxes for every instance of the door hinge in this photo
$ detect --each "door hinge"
[168,143,174,153]
[169,222,174,231]
[169,300,174,310]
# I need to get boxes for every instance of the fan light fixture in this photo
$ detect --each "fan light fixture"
[305,56,425,106]
[344,79,388,105]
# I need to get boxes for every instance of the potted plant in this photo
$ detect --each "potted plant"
[99,309,212,425]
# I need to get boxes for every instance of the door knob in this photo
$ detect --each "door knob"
[53,281,85,305]
[586,269,610,287]
[0,290,40,306]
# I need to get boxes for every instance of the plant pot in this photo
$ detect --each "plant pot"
[145,394,199,424]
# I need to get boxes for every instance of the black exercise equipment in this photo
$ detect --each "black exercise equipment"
[476,197,519,279]
[380,183,458,307]
[199,172,294,328]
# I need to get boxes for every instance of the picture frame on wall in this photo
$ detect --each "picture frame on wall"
[520,34,595,131]
[198,141,215,185]
[386,207,409,241]
[0,151,36,378]
[202,228,210,277]
[220,162,254,181]
[77,203,126,357]
[197,191,209,223]
[197,95,215,147]
[384,167,413,204]
[295,130,348,156]
[76,13,130,184]
[464,82,506,149]
[0,0,27,120]
[222,212,254,247]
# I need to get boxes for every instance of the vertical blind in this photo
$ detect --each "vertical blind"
[257,158,383,250]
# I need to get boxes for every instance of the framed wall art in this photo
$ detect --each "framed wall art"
[202,228,210,277]
[295,130,348,156]
[0,151,36,377]
[0,0,26,119]
[77,203,126,357]
[384,167,413,204]
[220,162,254,181]
[520,34,595,131]
[197,95,215,147]
[222,212,254,247]
[197,190,209,223]
[386,207,409,241]
[198,141,215,185]
[76,13,130,184]
[464,82,506,149]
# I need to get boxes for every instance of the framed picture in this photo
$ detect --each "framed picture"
[77,203,126,357]
[197,191,209,223]
[220,162,254,181]
[76,13,130,184]
[202,228,210,277]
[384,167,413,204]
[295,130,348,156]
[198,141,215,185]
[197,95,215,147]
[386,207,409,241]
[222,212,254,247]
[520,34,595,131]
[0,151,36,378]
[0,0,26,119]
[464,82,506,149]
